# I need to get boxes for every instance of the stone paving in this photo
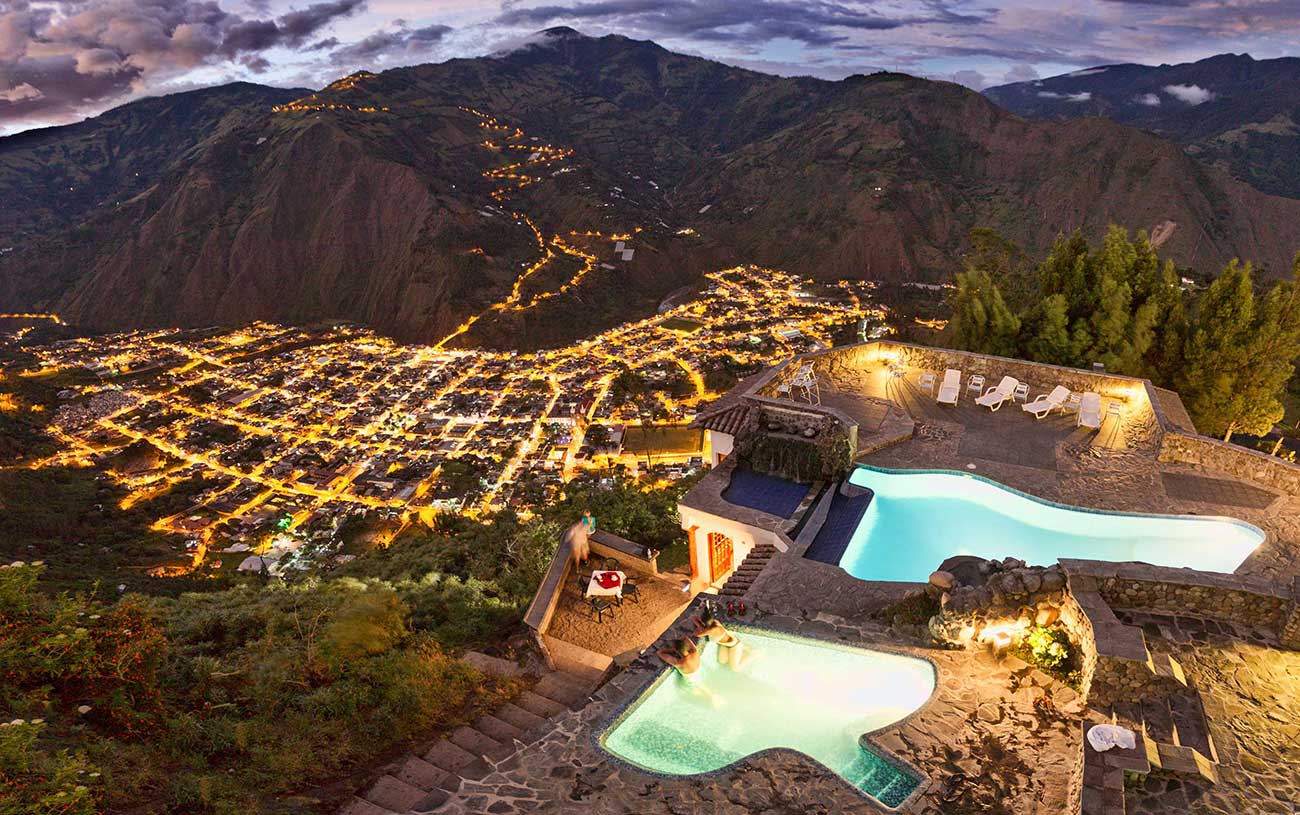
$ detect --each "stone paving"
[1116,614,1300,815]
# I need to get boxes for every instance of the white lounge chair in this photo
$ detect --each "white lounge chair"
[918,371,937,393]
[1022,385,1071,419]
[975,376,1020,411]
[936,369,962,405]
[1078,392,1102,429]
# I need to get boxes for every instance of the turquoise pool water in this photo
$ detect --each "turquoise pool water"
[600,627,933,807]
[840,466,1266,582]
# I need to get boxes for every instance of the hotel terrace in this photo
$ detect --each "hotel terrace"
[350,340,1300,815]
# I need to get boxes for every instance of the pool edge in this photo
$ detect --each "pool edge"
[593,621,940,812]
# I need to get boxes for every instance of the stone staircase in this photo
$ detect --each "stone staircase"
[719,543,776,597]
[338,655,602,815]
[1081,651,1219,815]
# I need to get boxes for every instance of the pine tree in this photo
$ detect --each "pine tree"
[948,269,1021,357]
[1177,260,1256,438]
[1026,293,1072,364]
[1223,254,1300,438]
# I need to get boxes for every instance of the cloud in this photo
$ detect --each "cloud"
[1163,83,1214,104]
[331,22,452,62]
[1003,63,1038,83]
[951,68,984,88]
[1037,90,1092,102]
[1133,92,1160,106]
[0,81,41,101]
[494,0,984,48]
[0,0,367,127]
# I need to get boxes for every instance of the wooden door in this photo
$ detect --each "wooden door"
[707,532,733,583]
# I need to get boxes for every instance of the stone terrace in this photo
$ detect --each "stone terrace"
[423,342,1300,815]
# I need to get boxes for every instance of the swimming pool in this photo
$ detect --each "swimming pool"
[600,627,934,807]
[837,466,1266,582]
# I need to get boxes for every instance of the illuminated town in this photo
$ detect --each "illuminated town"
[6,267,880,575]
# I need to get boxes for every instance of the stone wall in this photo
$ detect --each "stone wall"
[1159,430,1300,495]
[927,559,1096,699]
[1061,559,1300,641]
[735,399,856,482]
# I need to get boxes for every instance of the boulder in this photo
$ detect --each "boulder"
[929,570,956,591]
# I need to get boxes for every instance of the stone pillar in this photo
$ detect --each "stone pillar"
[1282,576,1300,651]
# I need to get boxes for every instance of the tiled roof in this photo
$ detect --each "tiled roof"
[689,369,768,437]
[696,404,750,436]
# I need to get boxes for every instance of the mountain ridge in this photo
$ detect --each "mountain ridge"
[3,33,1299,347]
[985,52,1300,199]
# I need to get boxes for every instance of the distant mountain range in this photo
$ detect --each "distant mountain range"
[3,30,1299,346]
[985,53,1300,199]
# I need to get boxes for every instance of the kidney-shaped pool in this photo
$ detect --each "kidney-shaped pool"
[834,466,1266,583]
[601,627,935,808]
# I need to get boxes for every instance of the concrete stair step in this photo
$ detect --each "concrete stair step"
[1168,693,1214,759]
[407,788,450,814]
[495,701,548,735]
[364,775,428,813]
[516,689,567,719]
[1149,652,1187,686]
[423,739,477,773]
[449,726,502,759]
[340,797,392,815]
[474,713,524,744]
[534,673,592,707]
[1140,697,1175,744]
[394,756,451,792]
[459,651,522,678]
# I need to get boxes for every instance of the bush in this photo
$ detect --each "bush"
[0,564,518,814]
[1021,625,1072,671]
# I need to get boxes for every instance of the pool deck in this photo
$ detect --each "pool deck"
[430,348,1300,815]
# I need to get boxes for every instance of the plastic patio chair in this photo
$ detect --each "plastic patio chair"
[967,374,985,394]
[620,580,640,605]
[589,597,615,623]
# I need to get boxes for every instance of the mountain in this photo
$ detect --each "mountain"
[985,53,1300,199]
[3,31,1300,348]
[0,82,308,246]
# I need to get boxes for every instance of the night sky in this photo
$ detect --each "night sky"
[3,0,1299,134]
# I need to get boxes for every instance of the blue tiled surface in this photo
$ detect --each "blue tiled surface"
[804,488,874,566]
[721,468,810,518]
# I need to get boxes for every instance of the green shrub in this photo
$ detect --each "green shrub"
[1022,625,1072,670]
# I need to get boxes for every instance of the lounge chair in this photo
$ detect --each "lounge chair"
[936,369,962,405]
[1078,392,1102,429]
[975,376,1020,411]
[918,371,937,393]
[1022,385,1071,419]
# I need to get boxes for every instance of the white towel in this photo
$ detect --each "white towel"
[1087,724,1136,752]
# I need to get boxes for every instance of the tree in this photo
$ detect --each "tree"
[1025,294,1072,363]
[1219,254,1300,438]
[1177,260,1257,438]
[948,269,1021,357]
